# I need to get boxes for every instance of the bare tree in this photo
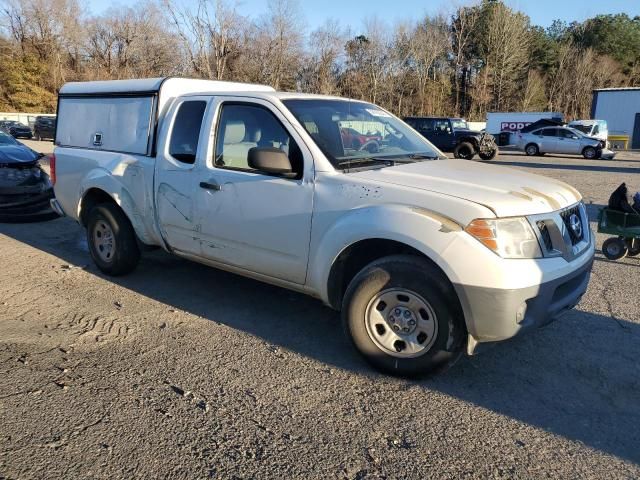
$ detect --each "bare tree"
[298,19,346,94]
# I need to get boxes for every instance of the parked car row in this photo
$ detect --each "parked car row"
[0,116,56,141]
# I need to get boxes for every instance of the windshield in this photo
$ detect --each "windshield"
[282,99,444,170]
[0,132,17,145]
[570,124,592,135]
[567,127,587,137]
[451,119,469,130]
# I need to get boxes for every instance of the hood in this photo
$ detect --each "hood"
[0,144,39,166]
[350,159,581,217]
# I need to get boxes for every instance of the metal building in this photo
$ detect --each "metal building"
[591,87,640,149]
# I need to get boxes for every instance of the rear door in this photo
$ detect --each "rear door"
[431,119,452,150]
[536,128,559,153]
[154,96,211,254]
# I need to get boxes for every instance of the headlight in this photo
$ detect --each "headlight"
[465,217,542,259]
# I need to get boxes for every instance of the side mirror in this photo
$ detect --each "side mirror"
[248,147,295,178]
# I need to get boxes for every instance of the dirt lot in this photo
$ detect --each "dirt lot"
[1,145,639,479]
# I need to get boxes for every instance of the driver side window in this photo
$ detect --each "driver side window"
[214,103,303,177]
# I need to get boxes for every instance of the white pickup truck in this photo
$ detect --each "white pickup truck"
[51,78,594,376]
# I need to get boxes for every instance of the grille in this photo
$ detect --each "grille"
[536,220,553,251]
[560,205,584,245]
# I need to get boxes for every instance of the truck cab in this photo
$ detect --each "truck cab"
[51,78,594,377]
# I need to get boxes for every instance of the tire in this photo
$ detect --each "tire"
[602,237,627,260]
[479,149,498,160]
[453,142,475,160]
[351,139,361,150]
[35,132,42,141]
[87,202,140,276]
[525,143,539,156]
[627,238,640,257]
[583,146,598,159]
[342,255,466,377]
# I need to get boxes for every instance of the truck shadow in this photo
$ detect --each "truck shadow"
[1,218,639,464]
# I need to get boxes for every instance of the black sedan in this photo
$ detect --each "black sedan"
[0,132,58,222]
[0,120,33,139]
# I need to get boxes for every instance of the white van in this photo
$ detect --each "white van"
[567,120,609,147]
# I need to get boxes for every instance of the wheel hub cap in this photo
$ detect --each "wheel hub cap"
[93,221,115,263]
[387,306,417,335]
[365,288,438,359]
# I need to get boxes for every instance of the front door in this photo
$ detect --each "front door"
[557,128,582,155]
[154,96,211,254]
[194,98,314,285]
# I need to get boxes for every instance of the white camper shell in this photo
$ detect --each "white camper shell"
[56,77,275,156]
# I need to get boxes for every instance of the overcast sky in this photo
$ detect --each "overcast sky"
[85,0,639,31]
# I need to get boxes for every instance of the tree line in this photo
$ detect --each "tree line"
[1,0,639,121]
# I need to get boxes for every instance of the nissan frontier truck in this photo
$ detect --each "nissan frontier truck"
[50,77,594,376]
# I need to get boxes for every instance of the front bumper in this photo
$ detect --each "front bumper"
[453,234,594,355]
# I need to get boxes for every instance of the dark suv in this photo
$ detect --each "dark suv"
[33,116,56,141]
[404,117,498,160]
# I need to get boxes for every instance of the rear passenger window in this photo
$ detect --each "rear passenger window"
[169,101,207,164]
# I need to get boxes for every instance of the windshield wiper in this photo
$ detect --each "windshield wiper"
[407,153,440,160]
[336,157,394,167]
[337,153,440,170]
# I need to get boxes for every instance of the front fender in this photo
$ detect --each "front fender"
[307,204,467,304]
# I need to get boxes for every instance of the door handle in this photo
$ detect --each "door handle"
[200,180,222,191]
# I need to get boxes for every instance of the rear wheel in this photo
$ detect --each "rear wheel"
[342,255,466,377]
[87,202,140,275]
[602,237,627,260]
[453,141,476,160]
[525,143,539,156]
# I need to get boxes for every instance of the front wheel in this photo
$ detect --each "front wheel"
[87,203,140,275]
[453,142,476,160]
[342,255,466,377]
[602,237,627,260]
[583,146,599,159]
[626,238,640,257]
[479,149,498,160]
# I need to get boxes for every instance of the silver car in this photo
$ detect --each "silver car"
[517,126,613,159]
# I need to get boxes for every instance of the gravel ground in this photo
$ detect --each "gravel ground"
[1,147,639,479]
